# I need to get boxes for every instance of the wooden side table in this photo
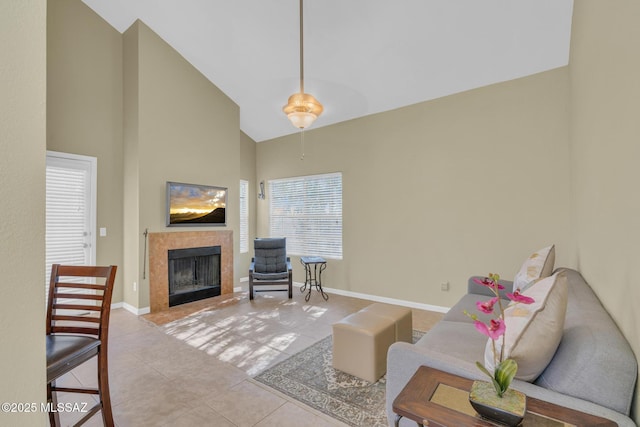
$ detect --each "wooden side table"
[392,366,617,427]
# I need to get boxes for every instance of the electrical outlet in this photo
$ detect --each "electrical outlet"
[441,282,450,291]
[133,282,137,292]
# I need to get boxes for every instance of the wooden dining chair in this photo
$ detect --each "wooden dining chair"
[46,264,117,427]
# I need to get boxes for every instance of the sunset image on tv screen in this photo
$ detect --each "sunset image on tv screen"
[168,183,226,225]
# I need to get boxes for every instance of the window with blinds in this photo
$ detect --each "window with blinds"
[269,172,342,259]
[239,180,249,253]
[45,152,96,305]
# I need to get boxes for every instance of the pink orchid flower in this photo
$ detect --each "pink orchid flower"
[473,277,505,291]
[474,318,505,340]
[466,272,537,398]
[506,290,535,304]
[476,297,499,314]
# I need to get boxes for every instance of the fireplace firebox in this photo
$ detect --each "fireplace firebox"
[168,246,221,307]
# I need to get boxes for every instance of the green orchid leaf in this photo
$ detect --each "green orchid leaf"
[475,361,493,379]
[491,378,503,396]
[494,358,518,394]
[475,361,503,396]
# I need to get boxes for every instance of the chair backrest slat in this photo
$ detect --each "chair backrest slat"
[52,315,101,324]
[46,264,117,339]
[54,292,103,301]
[53,304,101,312]
[55,282,106,291]
[51,326,100,335]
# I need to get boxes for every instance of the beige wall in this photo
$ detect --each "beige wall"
[47,0,125,302]
[257,68,572,307]
[0,0,47,425]
[570,0,640,419]
[124,21,241,308]
[122,22,141,309]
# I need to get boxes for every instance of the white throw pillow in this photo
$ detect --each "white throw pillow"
[484,271,568,382]
[513,244,555,292]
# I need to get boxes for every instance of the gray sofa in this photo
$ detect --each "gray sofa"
[386,268,638,426]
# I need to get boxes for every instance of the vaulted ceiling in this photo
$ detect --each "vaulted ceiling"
[82,0,574,142]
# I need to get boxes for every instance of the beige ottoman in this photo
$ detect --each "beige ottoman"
[361,303,413,343]
[332,311,395,383]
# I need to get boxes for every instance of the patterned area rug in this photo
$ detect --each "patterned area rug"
[254,331,424,427]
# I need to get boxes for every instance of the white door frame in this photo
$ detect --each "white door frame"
[46,150,97,266]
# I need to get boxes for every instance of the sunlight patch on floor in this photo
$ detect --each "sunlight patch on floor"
[304,305,328,318]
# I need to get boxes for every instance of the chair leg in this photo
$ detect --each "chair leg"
[288,273,293,299]
[249,275,254,300]
[97,347,114,426]
[47,381,61,427]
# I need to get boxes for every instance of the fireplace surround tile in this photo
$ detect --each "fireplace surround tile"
[149,230,233,313]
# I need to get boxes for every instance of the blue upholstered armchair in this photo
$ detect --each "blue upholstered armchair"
[249,238,293,300]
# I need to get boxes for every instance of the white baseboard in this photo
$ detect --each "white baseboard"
[240,276,249,283]
[114,284,449,316]
[319,285,450,313]
[121,302,150,316]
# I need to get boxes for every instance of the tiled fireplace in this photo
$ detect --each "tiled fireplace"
[148,230,233,313]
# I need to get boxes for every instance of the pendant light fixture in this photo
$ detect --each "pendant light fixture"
[283,0,323,129]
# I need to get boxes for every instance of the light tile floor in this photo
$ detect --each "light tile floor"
[53,284,444,426]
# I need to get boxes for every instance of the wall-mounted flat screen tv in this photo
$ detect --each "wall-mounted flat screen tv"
[166,181,227,227]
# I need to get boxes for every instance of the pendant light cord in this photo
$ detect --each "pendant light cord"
[299,0,305,161]
[299,0,304,94]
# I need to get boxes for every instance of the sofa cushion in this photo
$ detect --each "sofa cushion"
[513,244,555,292]
[484,272,568,381]
[534,269,638,415]
[417,320,488,366]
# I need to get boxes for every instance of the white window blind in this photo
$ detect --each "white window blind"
[45,153,96,305]
[239,180,249,253]
[269,172,342,259]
